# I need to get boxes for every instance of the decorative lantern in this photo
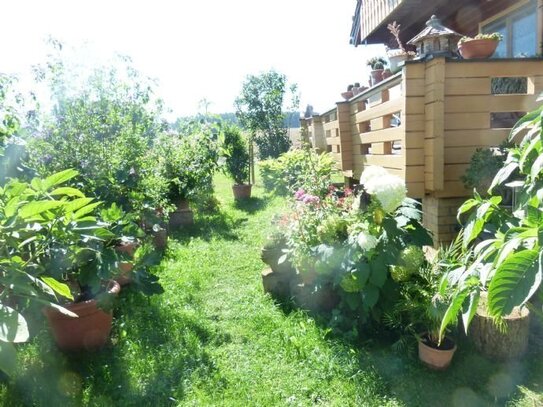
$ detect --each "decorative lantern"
[407,15,462,58]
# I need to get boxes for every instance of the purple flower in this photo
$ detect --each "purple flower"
[294,188,306,200]
[302,194,320,205]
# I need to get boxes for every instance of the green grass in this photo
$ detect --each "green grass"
[0,173,542,406]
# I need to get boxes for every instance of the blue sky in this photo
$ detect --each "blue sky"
[2,0,384,117]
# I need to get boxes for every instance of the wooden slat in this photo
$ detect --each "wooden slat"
[445,78,491,96]
[444,129,509,147]
[354,98,403,124]
[353,126,404,145]
[445,61,543,78]
[445,95,539,113]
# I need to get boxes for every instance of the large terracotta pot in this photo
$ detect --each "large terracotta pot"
[370,69,384,86]
[459,39,499,59]
[169,200,194,229]
[232,184,252,200]
[418,334,457,370]
[114,242,138,286]
[341,91,354,100]
[44,280,121,351]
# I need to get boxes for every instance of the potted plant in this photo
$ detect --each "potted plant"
[458,32,502,59]
[438,104,543,360]
[341,84,354,100]
[283,166,432,319]
[222,124,252,200]
[385,242,458,370]
[386,21,416,72]
[367,57,388,86]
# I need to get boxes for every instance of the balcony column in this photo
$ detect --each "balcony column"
[336,101,353,177]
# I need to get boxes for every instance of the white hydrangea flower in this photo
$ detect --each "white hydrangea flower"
[365,174,406,213]
[357,232,378,251]
[360,166,389,186]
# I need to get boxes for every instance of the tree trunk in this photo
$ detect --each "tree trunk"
[469,293,530,360]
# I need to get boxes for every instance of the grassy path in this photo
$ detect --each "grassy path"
[0,174,542,406]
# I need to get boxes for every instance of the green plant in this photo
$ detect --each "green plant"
[385,240,461,350]
[222,124,250,185]
[439,103,543,341]
[283,166,432,326]
[259,147,336,197]
[461,141,513,196]
[367,57,388,70]
[235,70,297,159]
[27,43,166,213]
[459,32,503,44]
[148,126,220,204]
[0,169,125,374]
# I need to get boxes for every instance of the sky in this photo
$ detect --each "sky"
[1,0,384,118]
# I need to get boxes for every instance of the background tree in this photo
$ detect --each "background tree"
[235,70,297,160]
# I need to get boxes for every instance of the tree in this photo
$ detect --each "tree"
[235,70,296,159]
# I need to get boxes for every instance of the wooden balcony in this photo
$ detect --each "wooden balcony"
[301,57,543,243]
[302,57,543,200]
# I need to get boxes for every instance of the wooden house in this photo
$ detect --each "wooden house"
[301,0,543,244]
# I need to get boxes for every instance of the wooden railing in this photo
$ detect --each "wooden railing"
[305,58,543,200]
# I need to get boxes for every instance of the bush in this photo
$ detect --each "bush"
[260,148,336,197]
[146,124,220,206]
[284,166,432,329]
[222,124,249,185]
[27,48,166,213]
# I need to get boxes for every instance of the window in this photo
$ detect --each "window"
[481,0,538,58]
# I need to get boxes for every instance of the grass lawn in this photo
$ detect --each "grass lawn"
[0,173,542,406]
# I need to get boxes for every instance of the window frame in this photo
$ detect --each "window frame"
[479,0,539,58]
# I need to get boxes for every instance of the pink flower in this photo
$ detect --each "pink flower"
[294,189,306,200]
[302,194,320,205]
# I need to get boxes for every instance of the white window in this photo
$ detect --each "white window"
[481,0,538,58]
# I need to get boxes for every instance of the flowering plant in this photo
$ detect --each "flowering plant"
[283,166,432,324]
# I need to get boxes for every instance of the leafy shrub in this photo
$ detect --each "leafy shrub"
[27,48,166,213]
[439,103,543,339]
[461,141,513,196]
[146,124,220,205]
[284,166,432,328]
[260,148,336,197]
[222,124,249,184]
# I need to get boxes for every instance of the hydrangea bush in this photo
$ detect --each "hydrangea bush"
[284,166,432,327]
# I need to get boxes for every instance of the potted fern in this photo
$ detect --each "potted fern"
[222,124,251,200]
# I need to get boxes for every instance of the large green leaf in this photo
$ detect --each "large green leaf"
[43,169,79,190]
[489,162,518,193]
[488,249,542,317]
[19,200,64,219]
[439,287,469,342]
[0,305,29,343]
[0,342,17,376]
[41,277,73,300]
[63,198,94,214]
[362,284,379,309]
[49,187,85,198]
[369,255,388,288]
[461,290,480,335]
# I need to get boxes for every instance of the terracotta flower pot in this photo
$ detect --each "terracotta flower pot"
[341,91,354,100]
[114,242,138,286]
[153,228,168,250]
[459,39,499,59]
[370,69,384,86]
[169,200,194,229]
[418,334,457,370]
[44,280,121,351]
[232,184,252,200]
